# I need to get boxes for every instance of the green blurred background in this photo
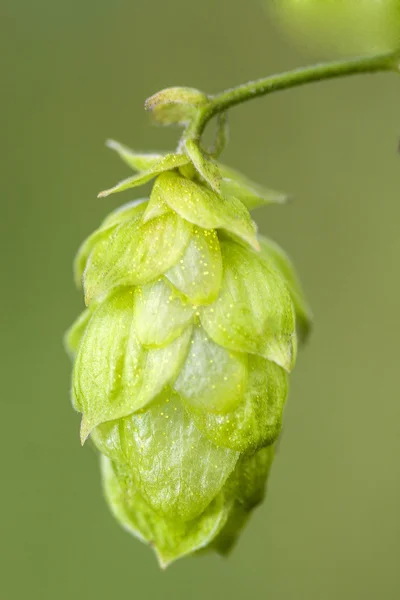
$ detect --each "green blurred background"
[2,0,399,598]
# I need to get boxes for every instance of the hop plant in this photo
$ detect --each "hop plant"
[65,129,312,567]
[64,24,400,569]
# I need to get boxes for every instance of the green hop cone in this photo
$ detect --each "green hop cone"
[65,141,312,567]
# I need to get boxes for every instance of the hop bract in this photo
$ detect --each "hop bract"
[65,141,312,567]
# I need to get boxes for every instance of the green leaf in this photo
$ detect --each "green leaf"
[74,200,147,288]
[165,226,223,305]
[101,455,231,568]
[145,87,208,126]
[174,325,248,413]
[212,446,275,556]
[106,139,163,171]
[99,390,239,521]
[134,278,194,348]
[64,309,91,358]
[185,139,221,192]
[152,171,259,250]
[259,235,313,344]
[73,290,192,441]
[186,355,288,452]
[208,505,249,557]
[200,240,297,372]
[219,163,288,210]
[231,446,275,510]
[97,153,190,198]
[84,212,192,305]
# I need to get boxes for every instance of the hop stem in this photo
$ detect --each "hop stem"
[183,50,400,145]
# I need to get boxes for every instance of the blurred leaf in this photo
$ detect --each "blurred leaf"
[209,112,229,158]
[269,0,400,56]
[231,446,275,510]
[219,163,288,210]
[212,446,275,555]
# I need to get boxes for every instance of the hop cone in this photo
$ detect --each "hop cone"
[65,142,312,567]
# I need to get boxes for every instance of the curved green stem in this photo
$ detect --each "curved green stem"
[184,50,400,145]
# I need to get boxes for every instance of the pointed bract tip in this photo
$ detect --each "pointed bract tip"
[155,552,171,570]
[282,193,293,204]
[105,139,123,153]
[84,291,91,306]
[80,418,91,446]
[274,193,289,204]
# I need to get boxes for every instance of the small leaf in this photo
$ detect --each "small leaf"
[64,309,91,358]
[174,325,248,413]
[134,278,194,348]
[200,240,297,372]
[259,235,313,344]
[98,154,190,198]
[219,163,288,210]
[152,171,259,250]
[101,456,230,568]
[84,212,192,304]
[165,226,223,305]
[145,87,208,126]
[73,290,192,438]
[74,200,147,288]
[186,355,288,452]
[99,390,239,521]
[106,139,163,171]
[185,139,221,192]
